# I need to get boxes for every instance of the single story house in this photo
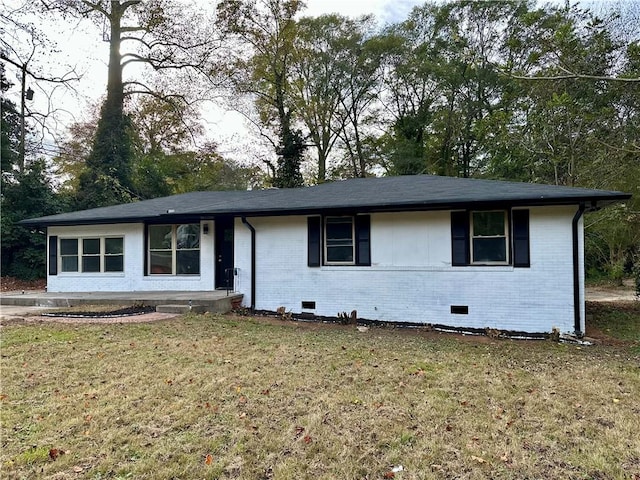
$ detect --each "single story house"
[21,175,630,336]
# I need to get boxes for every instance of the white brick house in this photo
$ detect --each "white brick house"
[22,175,630,335]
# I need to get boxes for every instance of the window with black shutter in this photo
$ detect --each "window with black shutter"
[308,215,371,267]
[451,209,530,267]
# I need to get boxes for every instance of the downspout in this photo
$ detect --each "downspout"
[241,217,256,311]
[572,203,586,337]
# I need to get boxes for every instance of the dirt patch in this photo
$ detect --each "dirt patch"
[586,279,637,302]
[7,311,179,325]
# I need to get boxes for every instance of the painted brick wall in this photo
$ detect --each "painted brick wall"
[46,206,585,334]
[235,206,584,334]
[47,221,216,292]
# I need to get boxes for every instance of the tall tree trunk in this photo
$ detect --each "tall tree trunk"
[76,1,135,209]
[106,0,125,115]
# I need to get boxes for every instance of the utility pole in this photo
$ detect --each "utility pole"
[14,61,33,174]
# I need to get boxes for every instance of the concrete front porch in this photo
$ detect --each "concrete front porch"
[0,290,243,314]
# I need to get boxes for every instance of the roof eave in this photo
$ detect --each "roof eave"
[22,193,630,227]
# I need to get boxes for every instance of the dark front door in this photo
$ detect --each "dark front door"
[215,216,234,289]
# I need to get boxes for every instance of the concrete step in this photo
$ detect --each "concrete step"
[156,304,207,314]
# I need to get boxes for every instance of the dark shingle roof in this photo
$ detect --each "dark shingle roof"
[21,175,631,226]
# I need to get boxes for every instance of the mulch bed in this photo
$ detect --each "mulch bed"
[41,305,156,318]
[1,276,46,292]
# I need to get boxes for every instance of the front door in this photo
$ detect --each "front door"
[215,216,234,289]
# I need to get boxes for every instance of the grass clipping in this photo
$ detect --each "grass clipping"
[1,313,639,479]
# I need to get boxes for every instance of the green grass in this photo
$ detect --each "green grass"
[587,301,640,343]
[1,312,639,479]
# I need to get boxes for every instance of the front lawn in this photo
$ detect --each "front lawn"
[1,313,639,479]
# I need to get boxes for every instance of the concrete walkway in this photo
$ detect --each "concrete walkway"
[0,290,243,321]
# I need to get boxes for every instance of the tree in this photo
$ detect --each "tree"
[378,3,443,175]
[216,0,306,188]
[0,64,20,175]
[1,3,80,171]
[54,95,261,198]
[41,0,218,207]
[1,68,65,279]
[291,14,382,181]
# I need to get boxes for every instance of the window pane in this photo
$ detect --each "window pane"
[150,251,173,274]
[105,237,123,255]
[177,250,200,275]
[327,246,354,263]
[104,255,124,272]
[473,212,505,236]
[61,256,78,272]
[176,224,200,249]
[473,238,507,262]
[149,226,172,249]
[60,239,78,255]
[82,256,100,272]
[83,238,100,255]
[326,218,353,242]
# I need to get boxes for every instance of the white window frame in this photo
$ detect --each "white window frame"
[103,237,125,272]
[59,238,79,273]
[148,224,200,275]
[470,210,509,265]
[59,237,124,273]
[324,216,355,265]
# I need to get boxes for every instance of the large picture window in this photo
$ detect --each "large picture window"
[148,224,200,275]
[59,237,124,273]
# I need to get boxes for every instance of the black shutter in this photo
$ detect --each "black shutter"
[48,235,58,276]
[143,225,149,276]
[307,216,321,267]
[512,209,530,268]
[355,215,371,266]
[451,211,470,266]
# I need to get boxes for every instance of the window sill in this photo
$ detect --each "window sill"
[57,272,125,276]
[143,275,202,279]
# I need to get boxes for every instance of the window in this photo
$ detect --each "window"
[58,237,124,273]
[451,210,530,267]
[104,238,124,272]
[148,224,200,275]
[325,217,354,264]
[60,238,79,272]
[471,211,508,263]
[308,215,370,267]
[82,238,101,272]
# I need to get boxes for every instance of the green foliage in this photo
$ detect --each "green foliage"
[633,254,640,299]
[274,126,305,188]
[1,160,66,279]
[1,67,66,280]
[75,99,136,209]
[217,0,306,188]
[1,67,20,175]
